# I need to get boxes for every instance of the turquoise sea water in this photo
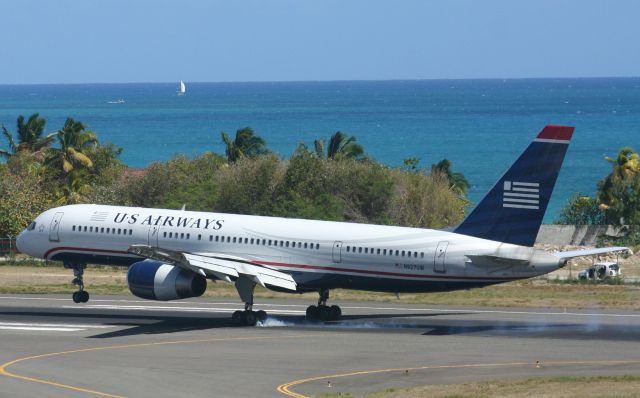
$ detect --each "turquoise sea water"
[1,78,639,221]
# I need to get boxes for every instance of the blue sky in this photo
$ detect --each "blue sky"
[1,0,638,83]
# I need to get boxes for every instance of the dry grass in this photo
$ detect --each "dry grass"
[1,265,640,310]
[318,376,640,398]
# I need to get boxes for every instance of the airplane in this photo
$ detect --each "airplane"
[16,125,628,326]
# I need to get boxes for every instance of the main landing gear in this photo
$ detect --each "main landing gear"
[64,262,90,303]
[306,289,341,321]
[232,276,267,326]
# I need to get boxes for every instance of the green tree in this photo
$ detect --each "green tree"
[0,157,53,236]
[597,147,640,227]
[45,118,98,174]
[221,127,269,163]
[314,131,364,160]
[431,159,470,196]
[1,114,55,159]
[556,194,604,225]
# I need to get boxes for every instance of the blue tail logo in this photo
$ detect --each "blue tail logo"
[454,125,574,247]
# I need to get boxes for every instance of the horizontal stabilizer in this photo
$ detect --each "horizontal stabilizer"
[554,247,631,259]
[127,244,297,291]
[465,254,530,266]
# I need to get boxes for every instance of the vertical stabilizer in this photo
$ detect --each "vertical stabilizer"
[454,125,574,247]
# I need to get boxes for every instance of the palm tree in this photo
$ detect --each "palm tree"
[221,127,269,163]
[46,118,98,173]
[314,131,364,160]
[431,159,470,196]
[597,147,640,225]
[1,114,55,159]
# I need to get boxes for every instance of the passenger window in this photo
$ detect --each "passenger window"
[226,237,231,243]
[198,234,202,241]
[383,249,387,255]
[250,238,254,244]
[286,241,290,248]
[421,252,424,258]
[169,232,173,238]
[395,250,399,256]
[210,235,213,242]
[346,246,350,252]
[101,227,105,233]
[316,244,320,249]
[364,248,368,254]
[72,225,76,231]
[232,237,237,243]
[186,233,190,239]
[181,233,184,239]
[84,226,88,232]
[377,249,381,255]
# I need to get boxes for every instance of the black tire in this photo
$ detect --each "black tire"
[306,305,318,321]
[231,310,244,325]
[256,310,267,322]
[244,311,257,326]
[329,305,341,320]
[72,291,81,303]
[318,305,331,321]
[80,291,90,303]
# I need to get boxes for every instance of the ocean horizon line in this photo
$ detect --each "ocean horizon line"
[2,75,640,86]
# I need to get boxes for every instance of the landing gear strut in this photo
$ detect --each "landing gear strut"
[64,262,89,303]
[306,289,341,321]
[231,276,267,326]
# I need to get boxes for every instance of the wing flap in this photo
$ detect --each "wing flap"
[127,244,297,291]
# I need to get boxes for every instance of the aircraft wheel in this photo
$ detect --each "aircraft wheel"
[232,310,244,325]
[329,305,341,320]
[306,305,318,321]
[256,310,267,322]
[80,291,90,303]
[244,310,258,326]
[318,305,331,321]
[72,291,82,303]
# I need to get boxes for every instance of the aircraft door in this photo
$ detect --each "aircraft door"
[148,225,160,247]
[49,212,64,242]
[332,241,343,263]
[434,241,449,273]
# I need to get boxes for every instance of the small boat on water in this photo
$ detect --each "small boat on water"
[107,99,125,104]
[177,80,186,96]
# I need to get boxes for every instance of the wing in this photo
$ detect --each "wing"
[554,246,631,259]
[127,244,297,291]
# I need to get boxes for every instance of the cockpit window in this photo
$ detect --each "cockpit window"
[27,221,37,231]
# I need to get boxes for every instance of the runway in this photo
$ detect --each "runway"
[1,295,640,397]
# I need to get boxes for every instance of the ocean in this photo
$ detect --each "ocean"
[1,78,639,221]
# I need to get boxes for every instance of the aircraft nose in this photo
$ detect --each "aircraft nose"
[16,231,25,253]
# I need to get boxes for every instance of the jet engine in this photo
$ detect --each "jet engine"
[127,260,207,300]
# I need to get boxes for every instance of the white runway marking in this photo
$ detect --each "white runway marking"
[62,304,306,315]
[2,295,640,319]
[0,321,112,332]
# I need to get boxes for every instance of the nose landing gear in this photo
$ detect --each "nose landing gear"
[306,289,341,321]
[65,262,89,303]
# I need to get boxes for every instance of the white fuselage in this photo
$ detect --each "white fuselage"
[17,204,563,293]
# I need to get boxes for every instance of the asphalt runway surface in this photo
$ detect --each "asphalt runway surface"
[1,295,640,398]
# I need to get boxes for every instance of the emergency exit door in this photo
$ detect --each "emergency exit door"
[434,241,449,273]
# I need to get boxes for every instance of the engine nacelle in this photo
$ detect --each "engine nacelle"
[127,260,207,301]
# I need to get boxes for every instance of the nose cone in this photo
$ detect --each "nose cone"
[16,231,26,253]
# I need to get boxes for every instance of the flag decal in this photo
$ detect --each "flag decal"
[503,181,539,210]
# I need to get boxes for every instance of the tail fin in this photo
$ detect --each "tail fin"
[454,125,574,247]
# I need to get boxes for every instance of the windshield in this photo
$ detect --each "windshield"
[27,221,36,231]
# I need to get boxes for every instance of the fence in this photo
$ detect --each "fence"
[0,237,18,257]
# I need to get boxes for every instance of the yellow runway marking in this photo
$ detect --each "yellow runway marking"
[277,359,640,398]
[0,334,316,398]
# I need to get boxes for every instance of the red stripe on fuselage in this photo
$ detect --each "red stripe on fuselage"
[43,246,520,282]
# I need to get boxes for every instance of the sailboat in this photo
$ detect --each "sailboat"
[177,80,186,96]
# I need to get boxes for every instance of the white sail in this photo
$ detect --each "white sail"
[179,80,186,95]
